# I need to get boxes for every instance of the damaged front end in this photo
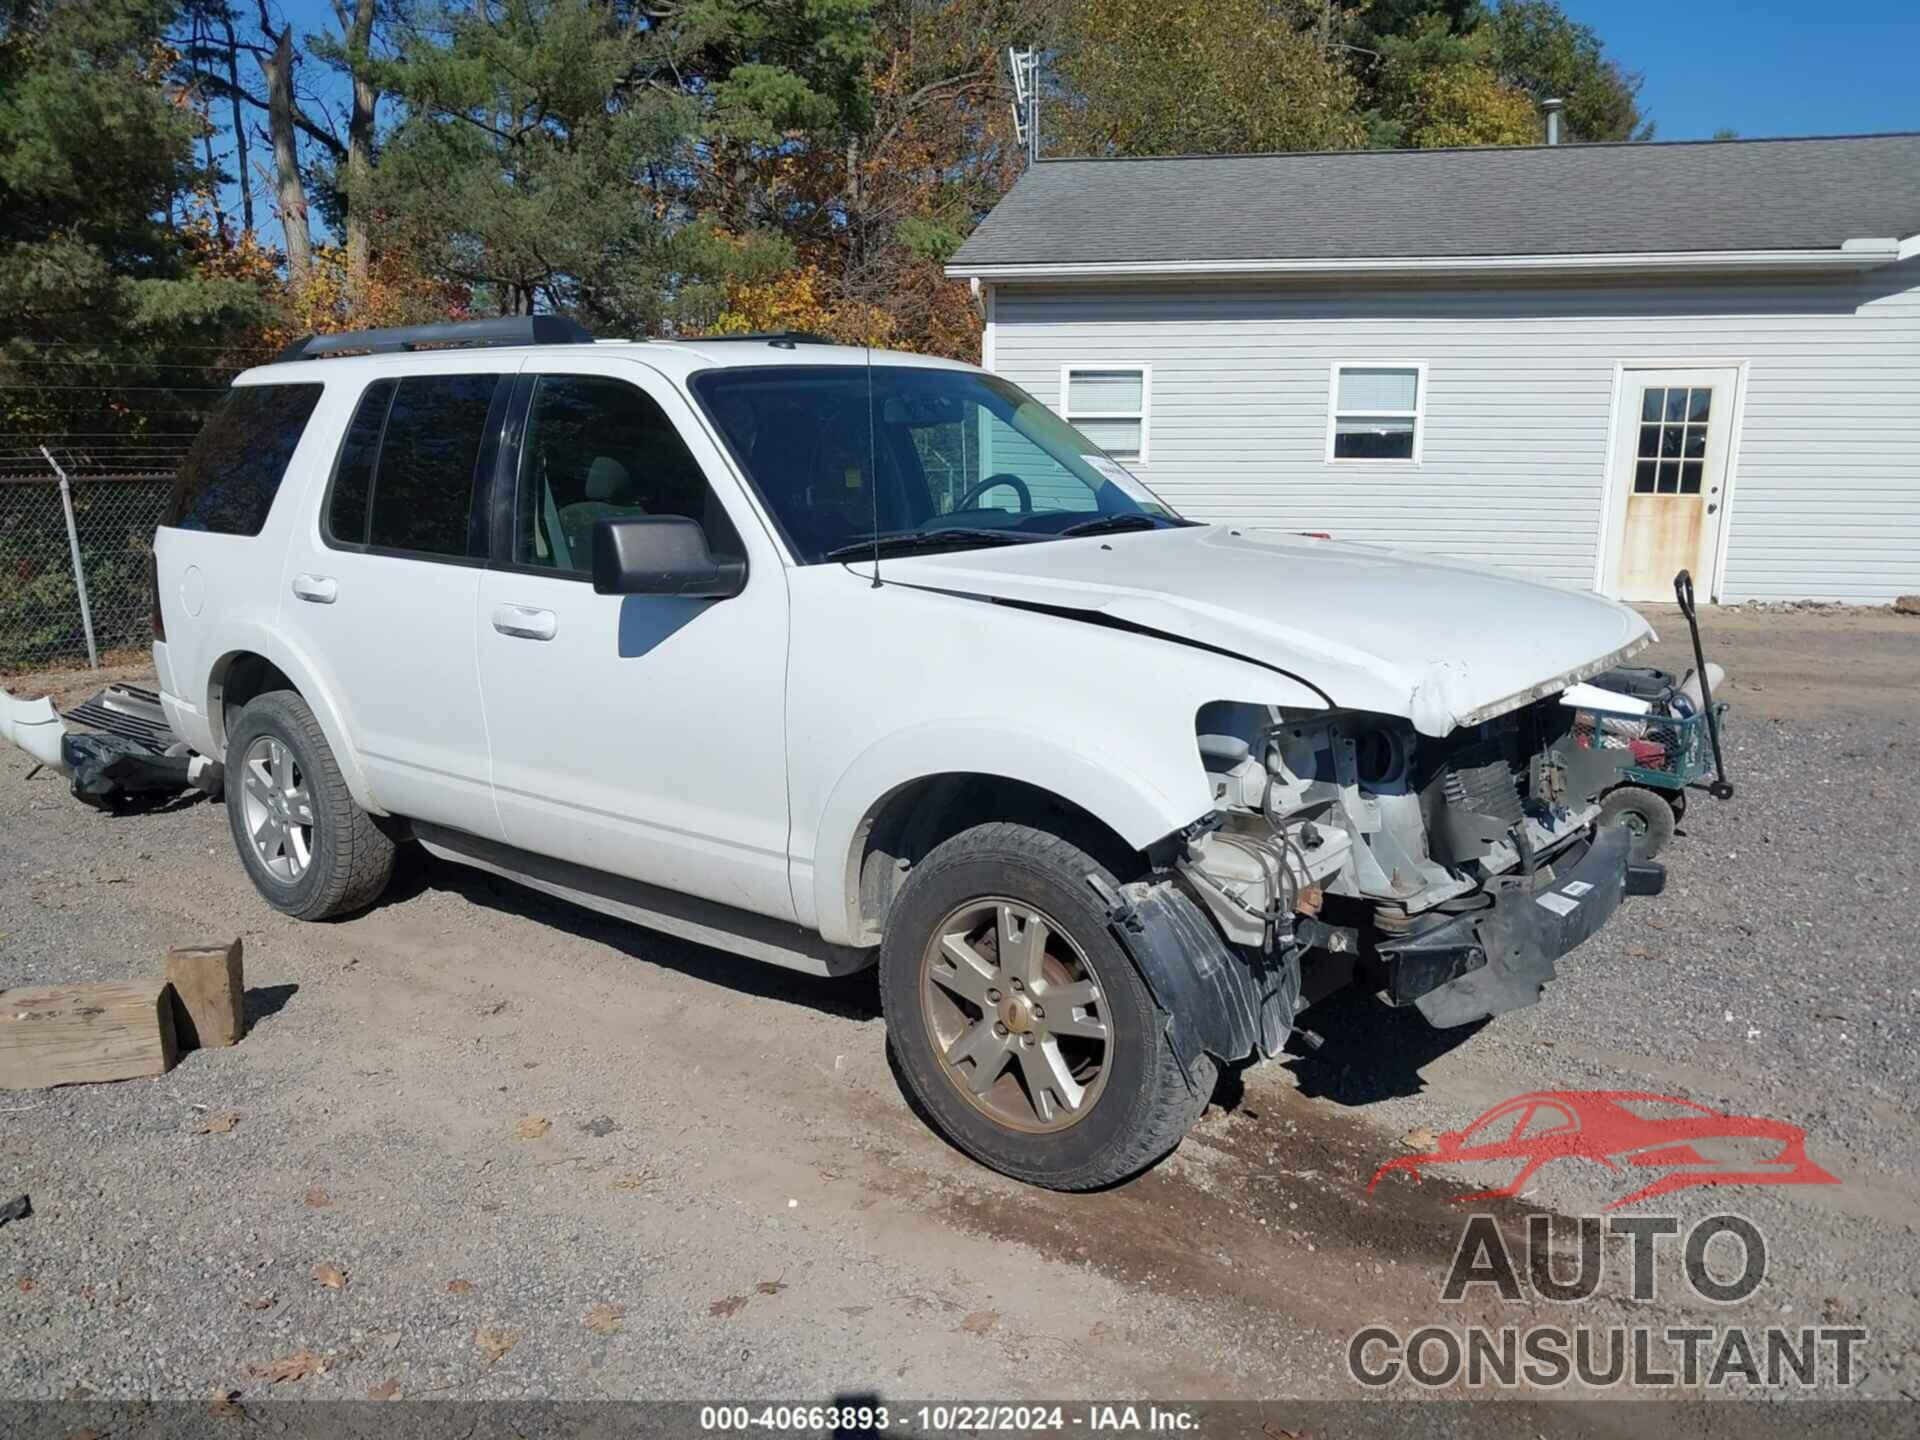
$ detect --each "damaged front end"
[1169,696,1664,1048]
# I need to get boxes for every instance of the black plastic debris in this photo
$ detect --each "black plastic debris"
[61,732,191,811]
[0,1194,29,1227]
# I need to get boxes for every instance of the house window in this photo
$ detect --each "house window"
[1062,366,1149,463]
[1327,363,1425,463]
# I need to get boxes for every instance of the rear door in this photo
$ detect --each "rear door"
[473,356,794,920]
[275,361,509,838]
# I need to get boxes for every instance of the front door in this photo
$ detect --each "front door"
[1604,367,1738,602]
[473,356,795,922]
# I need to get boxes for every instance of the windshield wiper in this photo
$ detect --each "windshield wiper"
[1058,513,1180,538]
[822,529,1037,562]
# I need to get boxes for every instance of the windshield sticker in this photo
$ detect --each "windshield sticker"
[1082,455,1156,503]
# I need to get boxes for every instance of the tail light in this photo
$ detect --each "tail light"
[150,550,165,641]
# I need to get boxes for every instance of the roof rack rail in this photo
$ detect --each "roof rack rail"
[276,315,595,363]
[676,330,833,348]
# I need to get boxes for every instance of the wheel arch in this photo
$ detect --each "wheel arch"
[809,726,1201,947]
[205,628,377,812]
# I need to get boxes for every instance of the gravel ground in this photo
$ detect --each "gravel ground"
[1,605,1916,1412]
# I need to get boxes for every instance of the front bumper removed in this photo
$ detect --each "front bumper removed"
[1377,824,1662,1028]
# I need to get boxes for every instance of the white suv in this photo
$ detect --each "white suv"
[154,318,1663,1189]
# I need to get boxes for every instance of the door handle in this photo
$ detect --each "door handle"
[291,574,337,604]
[491,604,558,641]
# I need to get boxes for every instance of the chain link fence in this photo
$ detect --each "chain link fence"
[1,447,183,675]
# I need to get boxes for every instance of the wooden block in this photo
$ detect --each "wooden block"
[0,980,179,1090]
[165,939,246,1050]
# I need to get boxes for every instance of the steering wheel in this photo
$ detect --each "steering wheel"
[953,472,1032,514]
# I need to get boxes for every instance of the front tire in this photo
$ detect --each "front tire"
[879,822,1214,1190]
[224,691,395,920]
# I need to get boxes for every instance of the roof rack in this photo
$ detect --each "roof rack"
[275,316,595,363]
[676,331,833,348]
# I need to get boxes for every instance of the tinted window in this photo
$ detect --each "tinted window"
[326,379,395,546]
[514,375,738,574]
[166,383,324,535]
[365,374,500,557]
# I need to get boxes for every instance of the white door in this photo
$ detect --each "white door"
[276,364,509,839]
[473,357,795,921]
[1603,367,1738,602]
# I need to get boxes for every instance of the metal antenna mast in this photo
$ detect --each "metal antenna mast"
[1007,47,1040,166]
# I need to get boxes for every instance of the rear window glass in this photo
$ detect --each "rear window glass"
[326,379,395,546]
[166,383,324,535]
[364,374,499,558]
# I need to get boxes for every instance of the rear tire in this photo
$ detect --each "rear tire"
[224,691,395,920]
[879,822,1213,1190]
[1598,784,1677,863]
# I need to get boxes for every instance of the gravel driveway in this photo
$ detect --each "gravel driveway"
[1,605,1915,1410]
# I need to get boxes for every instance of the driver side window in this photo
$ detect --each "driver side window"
[514,374,739,575]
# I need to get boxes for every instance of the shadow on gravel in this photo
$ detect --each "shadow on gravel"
[244,982,299,1026]
[399,846,885,1023]
[1282,987,1486,1107]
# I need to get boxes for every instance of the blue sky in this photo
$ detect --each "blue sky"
[1560,0,1920,140]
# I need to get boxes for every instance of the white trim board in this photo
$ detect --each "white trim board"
[948,244,1902,283]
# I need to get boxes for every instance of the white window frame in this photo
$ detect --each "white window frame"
[1325,361,1427,466]
[1060,363,1152,466]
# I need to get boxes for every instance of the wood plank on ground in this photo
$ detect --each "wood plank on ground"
[0,980,179,1089]
[166,939,245,1049]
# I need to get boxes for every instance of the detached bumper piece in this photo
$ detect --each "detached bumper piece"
[59,683,191,811]
[1378,824,1653,1029]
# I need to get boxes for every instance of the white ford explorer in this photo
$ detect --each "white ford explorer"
[153,317,1665,1189]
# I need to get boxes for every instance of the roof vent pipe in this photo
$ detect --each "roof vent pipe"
[1543,97,1566,145]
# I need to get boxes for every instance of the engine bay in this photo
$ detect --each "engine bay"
[1179,697,1620,955]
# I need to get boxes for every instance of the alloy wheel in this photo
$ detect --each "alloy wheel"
[240,735,315,883]
[920,897,1111,1133]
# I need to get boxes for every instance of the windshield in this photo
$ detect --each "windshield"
[689,364,1184,563]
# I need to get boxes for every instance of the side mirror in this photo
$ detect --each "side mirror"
[592,516,746,599]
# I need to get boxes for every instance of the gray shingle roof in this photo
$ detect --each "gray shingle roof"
[948,134,1920,270]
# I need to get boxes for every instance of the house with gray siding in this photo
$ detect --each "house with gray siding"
[946,134,1920,604]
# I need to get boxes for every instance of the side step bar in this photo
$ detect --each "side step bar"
[412,822,875,979]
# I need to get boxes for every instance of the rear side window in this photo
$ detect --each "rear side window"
[324,373,501,559]
[325,379,394,545]
[167,383,324,535]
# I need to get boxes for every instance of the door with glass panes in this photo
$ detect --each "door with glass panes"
[1604,367,1738,602]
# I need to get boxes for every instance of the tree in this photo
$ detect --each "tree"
[363,0,863,331]
[1368,10,1536,149]
[0,0,266,436]
[1053,0,1367,157]
[1486,0,1648,142]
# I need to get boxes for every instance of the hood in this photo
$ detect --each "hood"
[880,526,1653,737]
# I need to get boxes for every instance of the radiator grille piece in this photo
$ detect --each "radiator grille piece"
[1441,758,1524,826]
